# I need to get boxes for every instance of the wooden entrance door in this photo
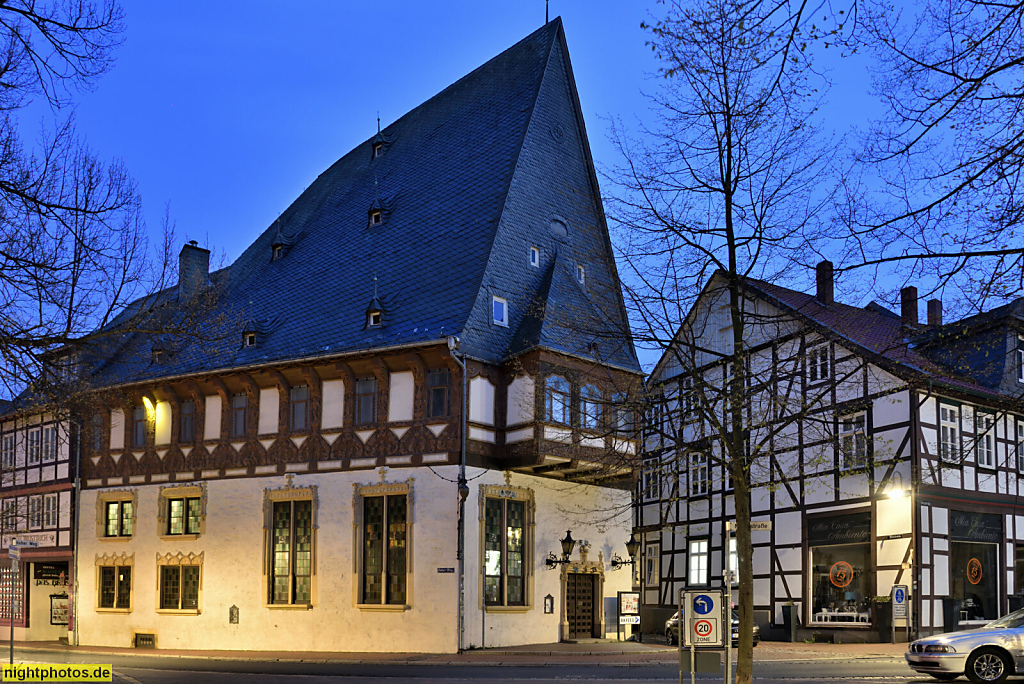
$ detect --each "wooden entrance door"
[566,572,596,639]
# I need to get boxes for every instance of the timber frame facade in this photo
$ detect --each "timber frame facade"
[640,264,1024,642]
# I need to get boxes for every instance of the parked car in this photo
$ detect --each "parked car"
[665,609,760,646]
[906,608,1024,683]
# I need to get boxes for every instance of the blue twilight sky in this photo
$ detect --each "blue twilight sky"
[60,1,874,270]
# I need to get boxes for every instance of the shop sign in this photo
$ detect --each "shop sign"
[33,563,68,587]
[807,512,871,545]
[950,511,1002,543]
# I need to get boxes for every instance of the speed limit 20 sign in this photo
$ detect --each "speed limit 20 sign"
[683,590,725,647]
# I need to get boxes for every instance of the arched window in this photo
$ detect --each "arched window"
[544,376,570,424]
[580,385,601,429]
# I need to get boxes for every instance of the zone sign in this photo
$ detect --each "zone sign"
[683,590,725,647]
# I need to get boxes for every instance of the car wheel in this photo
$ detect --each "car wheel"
[929,675,959,682]
[966,648,1011,684]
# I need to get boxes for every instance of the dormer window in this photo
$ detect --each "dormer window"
[492,296,508,327]
[244,332,257,347]
[369,209,383,226]
[576,264,586,285]
[151,349,164,364]
[373,142,384,158]
[273,244,284,261]
[529,246,540,267]
[367,310,382,328]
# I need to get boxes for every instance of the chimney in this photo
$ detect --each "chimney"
[900,286,919,326]
[178,240,210,300]
[815,260,834,305]
[928,298,943,326]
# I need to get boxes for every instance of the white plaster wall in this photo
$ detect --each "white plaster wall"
[506,376,535,427]
[469,377,495,426]
[322,380,344,429]
[154,402,171,446]
[388,372,414,422]
[203,395,221,441]
[75,466,631,653]
[109,410,124,450]
[258,388,278,435]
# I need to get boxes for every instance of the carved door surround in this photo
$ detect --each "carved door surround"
[558,544,605,641]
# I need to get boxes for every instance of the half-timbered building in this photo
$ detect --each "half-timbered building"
[640,263,1024,642]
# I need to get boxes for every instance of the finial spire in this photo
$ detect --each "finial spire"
[545,0,549,24]
[377,112,381,134]
[373,272,378,298]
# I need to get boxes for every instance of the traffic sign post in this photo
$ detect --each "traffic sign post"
[679,588,726,684]
[892,585,909,644]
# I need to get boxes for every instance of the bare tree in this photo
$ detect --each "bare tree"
[607,0,836,679]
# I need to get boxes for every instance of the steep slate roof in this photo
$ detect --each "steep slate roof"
[83,18,639,389]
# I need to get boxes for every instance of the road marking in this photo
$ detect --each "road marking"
[114,672,143,684]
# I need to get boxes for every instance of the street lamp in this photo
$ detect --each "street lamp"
[611,533,641,570]
[545,530,577,568]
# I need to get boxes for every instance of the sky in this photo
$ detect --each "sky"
[61,1,875,269]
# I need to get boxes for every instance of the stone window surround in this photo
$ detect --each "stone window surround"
[96,489,138,541]
[352,476,414,611]
[263,476,318,609]
[478,479,535,613]
[95,551,134,613]
[157,484,207,540]
[155,551,204,615]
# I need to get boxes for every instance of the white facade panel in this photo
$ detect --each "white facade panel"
[321,380,344,429]
[506,375,535,427]
[469,377,495,427]
[109,410,124,450]
[388,371,414,422]
[155,401,171,446]
[258,388,278,435]
[204,395,221,440]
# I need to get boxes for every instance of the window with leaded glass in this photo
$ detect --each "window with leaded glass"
[270,499,313,605]
[98,565,131,609]
[160,565,200,610]
[167,497,201,535]
[105,501,133,537]
[231,394,248,437]
[290,386,309,431]
[132,407,146,448]
[356,378,376,426]
[544,376,570,424]
[179,400,195,443]
[427,370,449,418]
[361,494,407,605]
[484,497,526,606]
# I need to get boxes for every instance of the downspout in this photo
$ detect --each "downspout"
[911,380,933,639]
[448,337,469,653]
[70,416,82,647]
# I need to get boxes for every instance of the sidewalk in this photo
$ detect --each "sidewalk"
[0,638,909,667]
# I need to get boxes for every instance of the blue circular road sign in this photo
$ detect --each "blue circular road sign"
[693,594,714,615]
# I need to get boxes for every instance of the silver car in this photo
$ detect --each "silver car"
[906,608,1024,683]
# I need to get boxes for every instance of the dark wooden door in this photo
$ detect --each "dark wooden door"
[566,573,596,639]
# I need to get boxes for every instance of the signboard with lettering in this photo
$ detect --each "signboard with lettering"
[893,585,908,619]
[807,512,871,546]
[683,590,725,647]
[950,511,1002,543]
[618,591,640,615]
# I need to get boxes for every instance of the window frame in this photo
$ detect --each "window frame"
[269,498,314,606]
[641,460,660,501]
[529,246,540,267]
[96,557,133,612]
[426,370,450,419]
[543,375,570,424]
[27,427,41,465]
[179,400,196,444]
[290,385,309,432]
[99,494,135,539]
[807,345,830,383]
[1017,420,1024,474]
[482,490,532,610]
[355,377,377,426]
[690,452,709,496]
[41,426,56,462]
[839,411,869,470]
[1,434,14,469]
[158,563,202,613]
[131,406,147,449]
[231,393,248,438]
[940,404,961,463]
[166,497,202,536]
[579,384,601,430]
[492,296,508,327]
[576,264,586,285]
[356,482,410,609]
[688,539,710,585]
[975,412,995,469]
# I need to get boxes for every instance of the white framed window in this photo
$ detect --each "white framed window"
[26,428,41,465]
[644,543,660,588]
[1017,340,1023,382]
[369,209,383,226]
[42,426,56,463]
[839,412,868,469]
[580,385,601,429]
[1017,421,1024,473]
[728,537,738,584]
[372,142,384,158]
[43,493,57,528]
[28,496,42,530]
[544,375,570,424]
[492,296,508,327]
[367,310,382,328]
[529,246,540,267]
[807,345,829,382]
[976,413,995,468]
[940,405,960,462]
[642,461,660,500]
[688,539,709,585]
[690,452,708,495]
[1,434,13,469]
[243,332,256,347]
[576,264,585,285]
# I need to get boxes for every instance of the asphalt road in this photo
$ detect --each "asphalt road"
[7,648,955,684]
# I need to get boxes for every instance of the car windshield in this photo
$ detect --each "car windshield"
[985,609,1024,630]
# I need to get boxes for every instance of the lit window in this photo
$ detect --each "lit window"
[105,501,133,537]
[166,497,201,535]
[976,413,995,468]
[232,394,248,438]
[529,246,540,267]
[273,244,284,261]
[688,539,709,585]
[940,405,960,462]
[360,493,407,605]
[373,142,384,158]
[356,377,377,425]
[244,332,257,347]
[544,376,570,424]
[290,386,309,431]
[839,412,868,469]
[576,264,585,285]
[98,565,132,610]
[484,497,527,606]
[807,346,829,382]
[492,296,508,327]
[427,370,449,418]
[160,565,200,611]
[270,499,313,605]
[580,385,601,429]
[690,453,708,495]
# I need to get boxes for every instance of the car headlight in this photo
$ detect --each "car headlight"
[924,645,956,653]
